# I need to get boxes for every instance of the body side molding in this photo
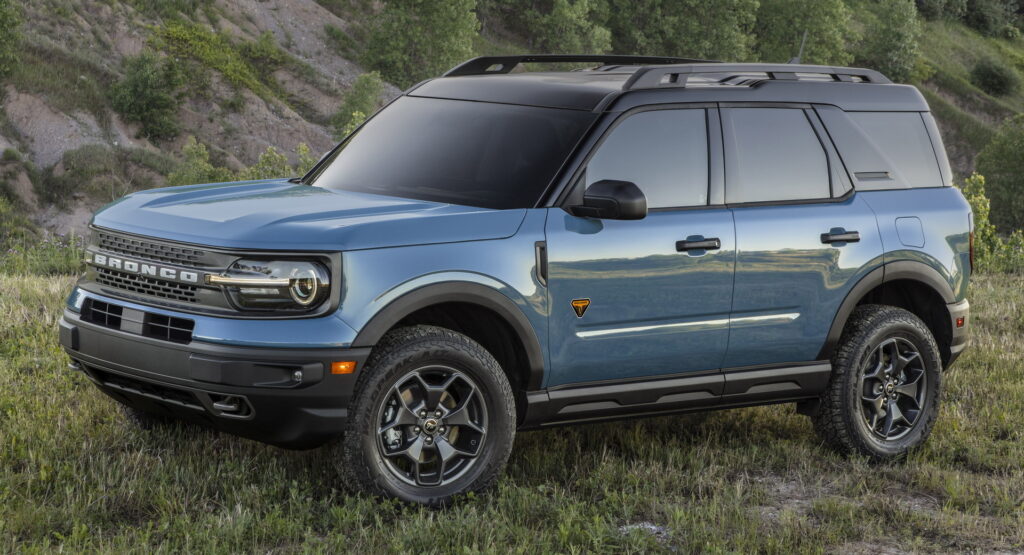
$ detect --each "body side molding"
[351,282,546,390]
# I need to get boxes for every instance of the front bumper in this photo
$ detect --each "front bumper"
[946,299,970,369]
[60,308,370,449]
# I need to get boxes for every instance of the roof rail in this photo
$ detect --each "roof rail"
[444,55,719,77]
[623,63,892,89]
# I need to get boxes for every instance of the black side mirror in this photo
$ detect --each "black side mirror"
[569,180,647,220]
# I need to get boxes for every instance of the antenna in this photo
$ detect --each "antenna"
[788,30,808,64]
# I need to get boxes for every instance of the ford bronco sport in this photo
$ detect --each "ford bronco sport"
[60,55,972,506]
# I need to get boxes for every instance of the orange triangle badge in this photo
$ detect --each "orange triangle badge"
[571,298,590,318]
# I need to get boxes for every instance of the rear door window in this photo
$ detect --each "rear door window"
[722,108,831,204]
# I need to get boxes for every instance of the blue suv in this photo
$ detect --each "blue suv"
[60,55,972,506]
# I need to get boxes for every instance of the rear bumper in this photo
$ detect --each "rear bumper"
[60,309,370,449]
[946,299,970,369]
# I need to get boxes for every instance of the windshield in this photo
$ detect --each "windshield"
[308,96,596,209]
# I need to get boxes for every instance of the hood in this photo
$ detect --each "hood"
[91,180,528,251]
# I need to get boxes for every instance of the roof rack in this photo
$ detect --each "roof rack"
[444,55,719,77]
[622,63,892,89]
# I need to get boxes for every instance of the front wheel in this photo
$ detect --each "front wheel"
[339,326,516,506]
[812,305,943,460]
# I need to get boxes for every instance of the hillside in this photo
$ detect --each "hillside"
[0,0,1023,239]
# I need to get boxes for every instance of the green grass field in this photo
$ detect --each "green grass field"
[1,271,1022,553]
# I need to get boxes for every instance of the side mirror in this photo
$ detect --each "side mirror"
[569,180,647,220]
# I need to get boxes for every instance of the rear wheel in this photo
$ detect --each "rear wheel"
[812,305,942,459]
[339,325,516,506]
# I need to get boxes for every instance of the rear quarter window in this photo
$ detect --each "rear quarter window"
[816,107,944,191]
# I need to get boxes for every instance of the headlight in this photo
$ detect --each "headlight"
[207,259,330,311]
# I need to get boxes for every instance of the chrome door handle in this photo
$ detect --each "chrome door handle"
[821,230,860,244]
[676,238,721,252]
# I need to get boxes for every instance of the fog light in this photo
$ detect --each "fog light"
[331,361,357,374]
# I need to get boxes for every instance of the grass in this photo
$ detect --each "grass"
[0,250,1022,552]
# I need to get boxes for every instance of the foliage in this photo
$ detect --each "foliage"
[332,72,385,140]
[166,137,235,187]
[363,0,479,89]
[240,32,287,79]
[959,174,1024,272]
[600,0,758,61]
[153,21,273,99]
[977,115,1024,231]
[524,0,611,54]
[964,0,1018,36]
[324,24,358,58]
[237,146,292,181]
[110,52,184,140]
[854,0,923,83]
[0,0,20,78]
[128,0,214,19]
[755,0,856,65]
[296,143,318,175]
[917,0,968,20]
[971,57,1021,95]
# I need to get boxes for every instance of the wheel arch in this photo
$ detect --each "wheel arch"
[818,261,955,363]
[352,282,546,393]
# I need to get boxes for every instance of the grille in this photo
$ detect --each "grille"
[95,267,198,303]
[82,299,123,329]
[98,231,207,266]
[145,313,195,344]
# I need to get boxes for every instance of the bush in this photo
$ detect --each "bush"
[332,72,385,140]
[0,0,21,78]
[167,137,235,187]
[237,146,291,181]
[959,174,1024,273]
[855,0,922,83]
[363,0,478,89]
[755,0,856,66]
[601,0,758,61]
[971,57,1021,96]
[524,0,611,54]
[964,0,1016,36]
[110,52,184,140]
[916,0,968,20]
[977,115,1024,232]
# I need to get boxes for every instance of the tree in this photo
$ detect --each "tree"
[855,0,922,83]
[964,0,1016,36]
[110,52,184,140]
[0,0,21,78]
[237,146,291,181]
[977,115,1024,231]
[525,0,611,54]
[755,0,856,66]
[603,0,759,61]
[363,0,478,89]
[332,72,385,140]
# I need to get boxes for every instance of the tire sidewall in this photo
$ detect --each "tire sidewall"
[842,318,942,457]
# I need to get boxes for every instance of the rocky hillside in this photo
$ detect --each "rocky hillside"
[0,0,397,235]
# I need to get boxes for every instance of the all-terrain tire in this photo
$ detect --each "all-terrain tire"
[812,305,943,460]
[338,325,516,507]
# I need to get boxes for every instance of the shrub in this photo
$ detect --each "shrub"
[964,0,1016,36]
[855,0,922,83]
[0,0,21,78]
[240,32,287,78]
[363,0,478,89]
[332,72,385,140]
[977,115,1024,232]
[755,0,856,66]
[599,0,758,61]
[167,137,235,187]
[916,0,968,20]
[959,174,1024,273]
[110,52,184,140]
[971,57,1021,96]
[237,146,292,181]
[524,0,611,54]
[153,21,272,100]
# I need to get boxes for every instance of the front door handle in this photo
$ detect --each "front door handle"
[821,230,860,244]
[676,237,721,252]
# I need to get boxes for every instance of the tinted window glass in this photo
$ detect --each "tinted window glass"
[585,109,708,208]
[847,112,942,189]
[310,97,595,209]
[723,108,830,204]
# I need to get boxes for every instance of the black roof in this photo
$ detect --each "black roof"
[408,56,929,113]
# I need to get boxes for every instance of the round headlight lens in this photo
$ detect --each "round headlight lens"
[290,268,319,306]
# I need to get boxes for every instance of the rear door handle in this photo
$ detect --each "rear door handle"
[676,237,721,252]
[821,230,860,244]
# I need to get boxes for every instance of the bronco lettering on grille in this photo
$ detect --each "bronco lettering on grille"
[91,253,200,284]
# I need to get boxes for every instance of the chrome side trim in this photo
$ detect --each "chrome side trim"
[576,312,799,339]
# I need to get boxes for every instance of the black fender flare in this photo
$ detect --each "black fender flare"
[351,282,546,390]
[817,260,956,360]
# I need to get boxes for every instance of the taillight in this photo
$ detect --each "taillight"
[969,231,975,272]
